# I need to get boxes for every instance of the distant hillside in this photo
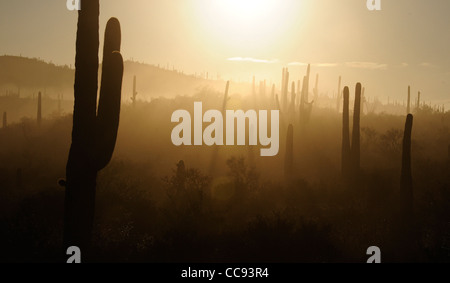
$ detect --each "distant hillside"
[0,55,249,101]
[0,56,73,96]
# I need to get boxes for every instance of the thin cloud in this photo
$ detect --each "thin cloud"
[315,63,338,67]
[288,62,338,67]
[287,62,308,66]
[391,63,408,68]
[346,62,388,70]
[227,57,278,64]
[419,62,436,68]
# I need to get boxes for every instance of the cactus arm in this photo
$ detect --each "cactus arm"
[351,83,362,175]
[96,18,123,170]
[342,86,350,177]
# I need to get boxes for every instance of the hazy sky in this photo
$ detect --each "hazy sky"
[1,0,449,105]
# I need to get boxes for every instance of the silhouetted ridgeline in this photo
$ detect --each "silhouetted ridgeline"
[0,55,244,101]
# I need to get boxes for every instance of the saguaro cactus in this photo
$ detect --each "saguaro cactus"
[401,114,413,214]
[283,69,290,112]
[341,87,351,177]
[336,76,342,112]
[2,112,6,129]
[131,75,138,106]
[407,86,411,114]
[284,124,294,179]
[281,68,285,102]
[416,91,421,111]
[289,82,296,120]
[63,1,124,251]
[37,91,42,126]
[351,83,362,175]
[313,74,319,102]
[271,84,275,107]
[304,64,310,103]
[361,87,366,115]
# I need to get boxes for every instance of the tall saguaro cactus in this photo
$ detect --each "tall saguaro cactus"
[131,75,138,106]
[401,114,413,214]
[416,91,421,111]
[63,1,124,251]
[351,83,362,175]
[407,86,411,114]
[313,74,319,102]
[336,76,342,112]
[304,64,310,103]
[289,82,296,120]
[341,87,350,177]
[282,68,290,112]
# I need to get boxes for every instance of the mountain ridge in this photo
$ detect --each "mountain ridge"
[0,55,237,100]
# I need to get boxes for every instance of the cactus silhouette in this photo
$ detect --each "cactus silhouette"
[2,112,6,129]
[281,68,285,108]
[276,94,281,111]
[289,82,296,121]
[37,91,42,126]
[350,83,362,176]
[313,74,319,102]
[407,86,411,114]
[401,114,413,214]
[63,1,124,251]
[300,76,306,107]
[341,87,351,178]
[271,84,275,107]
[416,91,421,111]
[284,124,294,180]
[336,76,342,112]
[299,71,314,127]
[131,75,138,106]
[304,64,310,103]
[282,68,289,112]
[222,81,230,112]
[361,87,366,115]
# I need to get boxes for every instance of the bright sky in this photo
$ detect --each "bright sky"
[0,0,449,105]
